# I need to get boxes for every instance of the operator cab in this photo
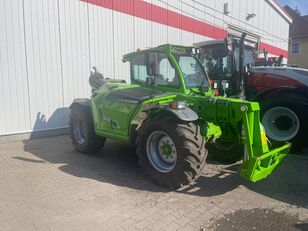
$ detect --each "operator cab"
[123,44,211,95]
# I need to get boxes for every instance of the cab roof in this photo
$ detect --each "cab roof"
[194,39,225,48]
[122,44,200,63]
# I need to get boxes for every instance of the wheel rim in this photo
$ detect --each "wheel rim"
[146,131,177,173]
[262,106,300,141]
[73,118,86,144]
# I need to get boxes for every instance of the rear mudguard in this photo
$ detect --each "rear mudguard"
[69,98,91,110]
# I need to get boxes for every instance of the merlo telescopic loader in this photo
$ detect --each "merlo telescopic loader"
[69,44,291,189]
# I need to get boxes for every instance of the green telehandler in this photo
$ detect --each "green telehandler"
[69,44,291,189]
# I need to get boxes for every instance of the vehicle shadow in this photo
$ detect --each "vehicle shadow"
[32,108,70,132]
[22,136,169,193]
[22,135,308,208]
[186,155,308,208]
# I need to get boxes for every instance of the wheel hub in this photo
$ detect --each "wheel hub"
[272,115,294,131]
[158,136,176,163]
[146,131,177,173]
[73,118,86,144]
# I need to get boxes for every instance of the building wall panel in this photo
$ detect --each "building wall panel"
[134,3,153,51]
[0,0,30,135]
[113,11,134,81]
[0,0,291,135]
[59,0,90,109]
[23,0,66,131]
[152,22,168,47]
[88,3,114,79]
[167,0,182,44]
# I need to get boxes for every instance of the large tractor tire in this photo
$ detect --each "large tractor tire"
[207,125,243,164]
[69,106,106,153]
[136,114,207,189]
[260,94,307,150]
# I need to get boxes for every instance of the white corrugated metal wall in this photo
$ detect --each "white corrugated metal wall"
[0,0,290,136]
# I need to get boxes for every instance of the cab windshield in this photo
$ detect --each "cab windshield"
[199,45,233,78]
[199,45,256,78]
[174,55,208,88]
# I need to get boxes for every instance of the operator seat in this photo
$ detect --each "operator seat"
[89,67,105,90]
[89,66,126,91]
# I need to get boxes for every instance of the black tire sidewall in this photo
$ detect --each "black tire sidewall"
[139,122,188,183]
[69,107,105,153]
[137,116,206,188]
[70,109,91,152]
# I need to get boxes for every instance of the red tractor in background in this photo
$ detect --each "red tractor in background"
[195,33,308,150]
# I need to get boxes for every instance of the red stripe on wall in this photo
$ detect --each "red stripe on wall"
[82,0,227,39]
[81,0,288,57]
[260,42,288,58]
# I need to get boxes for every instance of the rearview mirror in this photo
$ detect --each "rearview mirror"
[221,80,230,90]
[244,64,252,76]
[212,81,219,90]
[147,52,159,76]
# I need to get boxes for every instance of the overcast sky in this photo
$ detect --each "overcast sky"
[278,0,308,15]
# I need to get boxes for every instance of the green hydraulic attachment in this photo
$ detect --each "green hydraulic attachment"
[177,94,291,182]
[239,105,291,182]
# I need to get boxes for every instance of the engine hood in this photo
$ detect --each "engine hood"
[250,66,308,87]
[100,83,172,104]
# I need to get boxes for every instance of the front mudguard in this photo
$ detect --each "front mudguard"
[164,107,198,122]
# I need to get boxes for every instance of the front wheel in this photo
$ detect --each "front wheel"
[136,115,207,189]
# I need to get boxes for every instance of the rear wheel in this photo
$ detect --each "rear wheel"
[207,125,242,164]
[69,106,106,153]
[260,94,306,150]
[136,115,207,189]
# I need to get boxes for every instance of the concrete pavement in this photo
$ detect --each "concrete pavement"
[0,135,307,230]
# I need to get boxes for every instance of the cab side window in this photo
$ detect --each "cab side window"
[131,52,180,88]
[158,53,180,87]
[131,54,147,83]
[179,56,196,75]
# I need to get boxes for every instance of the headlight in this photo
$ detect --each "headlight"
[177,101,187,109]
[170,101,187,110]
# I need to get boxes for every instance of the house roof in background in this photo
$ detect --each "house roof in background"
[284,5,308,39]
[302,15,308,23]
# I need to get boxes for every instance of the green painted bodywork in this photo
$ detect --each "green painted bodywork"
[91,83,176,142]
[119,44,291,182]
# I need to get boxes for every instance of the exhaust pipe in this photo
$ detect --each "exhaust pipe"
[238,33,246,100]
